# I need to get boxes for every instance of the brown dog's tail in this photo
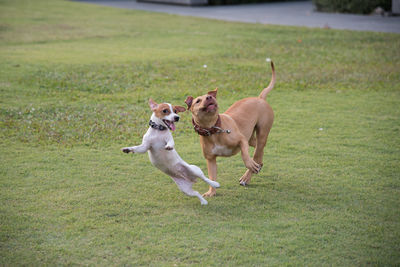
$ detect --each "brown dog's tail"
[258,61,275,100]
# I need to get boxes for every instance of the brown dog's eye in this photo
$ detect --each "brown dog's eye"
[196,99,201,104]
[163,109,168,114]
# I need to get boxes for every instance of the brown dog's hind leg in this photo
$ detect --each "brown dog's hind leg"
[249,130,256,147]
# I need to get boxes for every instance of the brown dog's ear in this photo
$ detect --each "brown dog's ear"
[148,98,158,111]
[185,96,193,109]
[207,87,218,98]
[174,105,186,113]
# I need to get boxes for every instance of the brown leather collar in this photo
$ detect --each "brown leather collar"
[192,115,231,136]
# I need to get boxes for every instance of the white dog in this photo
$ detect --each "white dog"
[122,99,220,205]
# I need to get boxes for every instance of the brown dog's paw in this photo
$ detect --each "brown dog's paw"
[258,163,263,172]
[245,159,261,174]
[203,188,216,197]
[239,170,252,186]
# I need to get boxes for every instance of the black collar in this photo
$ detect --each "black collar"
[149,120,167,131]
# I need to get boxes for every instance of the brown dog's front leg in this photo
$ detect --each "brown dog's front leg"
[203,157,217,197]
[239,138,261,174]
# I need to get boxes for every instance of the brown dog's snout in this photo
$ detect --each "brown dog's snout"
[206,95,212,100]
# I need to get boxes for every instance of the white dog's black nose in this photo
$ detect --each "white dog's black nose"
[174,116,180,122]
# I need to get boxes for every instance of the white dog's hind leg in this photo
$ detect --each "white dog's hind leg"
[187,165,220,188]
[172,177,208,205]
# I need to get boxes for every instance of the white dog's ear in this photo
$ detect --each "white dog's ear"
[207,87,218,98]
[148,98,158,111]
[174,105,186,113]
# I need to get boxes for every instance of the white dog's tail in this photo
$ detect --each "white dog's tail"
[259,61,275,100]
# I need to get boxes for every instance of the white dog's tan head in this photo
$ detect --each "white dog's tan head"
[149,99,186,131]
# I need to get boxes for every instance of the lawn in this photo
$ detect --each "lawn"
[1,0,399,265]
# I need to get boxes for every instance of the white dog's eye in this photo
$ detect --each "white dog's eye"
[163,109,168,114]
[174,109,177,113]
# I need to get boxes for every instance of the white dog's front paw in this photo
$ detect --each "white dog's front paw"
[121,147,133,153]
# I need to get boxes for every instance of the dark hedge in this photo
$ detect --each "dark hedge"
[312,0,391,14]
[209,0,296,6]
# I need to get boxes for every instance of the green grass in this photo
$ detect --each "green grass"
[1,0,400,265]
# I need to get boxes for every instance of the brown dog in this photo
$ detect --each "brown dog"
[185,62,275,197]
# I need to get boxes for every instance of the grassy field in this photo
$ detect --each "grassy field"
[1,0,400,265]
